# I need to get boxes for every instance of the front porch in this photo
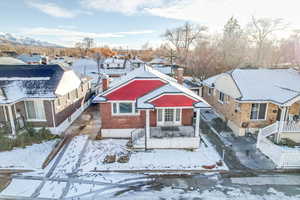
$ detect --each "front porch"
[131,126,200,149]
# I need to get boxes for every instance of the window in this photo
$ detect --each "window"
[111,102,138,115]
[67,93,70,100]
[157,109,163,122]
[250,103,267,120]
[208,88,213,96]
[119,103,132,113]
[175,109,181,122]
[25,100,46,121]
[75,89,79,99]
[218,91,225,103]
[164,109,174,122]
[112,103,117,114]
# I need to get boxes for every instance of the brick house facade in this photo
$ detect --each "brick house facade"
[202,68,300,137]
[93,66,210,149]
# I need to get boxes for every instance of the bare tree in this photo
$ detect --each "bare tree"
[163,22,207,67]
[247,16,287,66]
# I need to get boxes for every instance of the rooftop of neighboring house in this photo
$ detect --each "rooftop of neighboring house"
[71,58,134,87]
[130,57,145,64]
[0,56,26,65]
[149,57,169,65]
[183,76,202,89]
[0,64,84,104]
[202,67,300,106]
[16,54,46,64]
[93,66,210,109]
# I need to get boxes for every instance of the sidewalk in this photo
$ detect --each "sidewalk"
[200,109,276,170]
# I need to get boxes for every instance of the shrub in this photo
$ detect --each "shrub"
[0,127,59,152]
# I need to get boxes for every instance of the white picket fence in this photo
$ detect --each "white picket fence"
[258,138,300,168]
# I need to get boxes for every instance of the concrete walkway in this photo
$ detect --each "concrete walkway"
[200,109,276,170]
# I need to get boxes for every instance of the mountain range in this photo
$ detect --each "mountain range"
[0,33,62,48]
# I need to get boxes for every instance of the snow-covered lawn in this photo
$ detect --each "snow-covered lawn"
[0,179,42,197]
[80,137,228,171]
[0,140,58,170]
[46,135,89,178]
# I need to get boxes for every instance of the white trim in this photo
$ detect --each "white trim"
[3,106,8,121]
[249,103,268,121]
[51,100,56,127]
[7,105,16,135]
[24,100,47,121]
[111,101,140,116]
[149,92,199,103]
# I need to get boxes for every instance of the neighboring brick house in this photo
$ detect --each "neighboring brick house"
[202,68,300,141]
[93,66,210,149]
[0,64,92,136]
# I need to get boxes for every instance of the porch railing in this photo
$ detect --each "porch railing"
[131,129,145,144]
[0,121,11,135]
[0,117,26,136]
[280,121,300,133]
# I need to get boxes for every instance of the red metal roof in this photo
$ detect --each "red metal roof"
[105,79,166,100]
[150,94,198,107]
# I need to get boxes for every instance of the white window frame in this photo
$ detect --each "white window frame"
[111,101,139,116]
[250,103,268,121]
[157,108,182,126]
[218,91,225,104]
[24,100,46,122]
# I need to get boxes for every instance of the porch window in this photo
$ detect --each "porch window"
[218,91,225,103]
[111,102,138,115]
[25,100,46,121]
[175,109,181,122]
[250,103,267,120]
[157,109,162,122]
[157,108,182,126]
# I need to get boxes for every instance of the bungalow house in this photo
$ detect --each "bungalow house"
[0,64,92,136]
[202,68,300,143]
[93,66,210,149]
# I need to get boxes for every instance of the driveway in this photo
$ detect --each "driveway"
[200,108,276,170]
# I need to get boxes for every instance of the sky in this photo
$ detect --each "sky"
[1,0,300,49]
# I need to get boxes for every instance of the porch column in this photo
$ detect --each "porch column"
[7,105,16,136]
[276,106,288,143]
[195,108,201,137]
[145,109,150,138]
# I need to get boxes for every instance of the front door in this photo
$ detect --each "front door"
[157,108,181,126]
[276,108,282,121]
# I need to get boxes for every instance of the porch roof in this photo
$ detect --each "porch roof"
[136,83,210,109]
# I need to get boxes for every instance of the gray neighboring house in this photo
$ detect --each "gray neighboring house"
[0,64,92,136]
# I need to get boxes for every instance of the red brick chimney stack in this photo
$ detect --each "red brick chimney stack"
[102,74,110,91]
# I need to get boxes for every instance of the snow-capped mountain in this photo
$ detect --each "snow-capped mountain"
[0,33,62,47]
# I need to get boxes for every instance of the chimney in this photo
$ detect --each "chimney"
[102,74,110,91]
[175,68,184,84]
